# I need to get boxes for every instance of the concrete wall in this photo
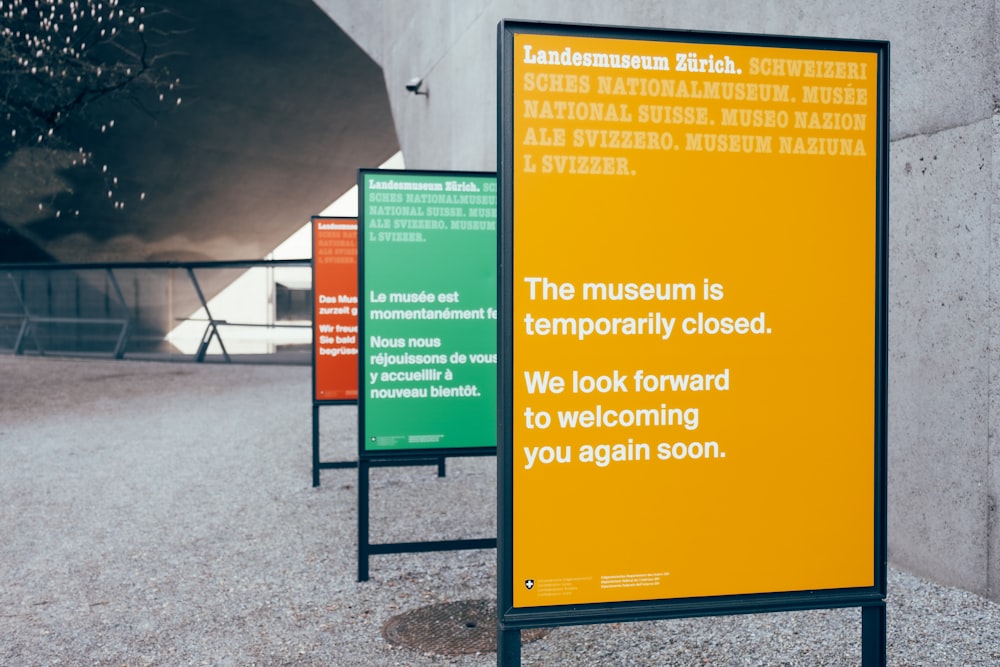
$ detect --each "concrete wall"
[314,0,1000,601]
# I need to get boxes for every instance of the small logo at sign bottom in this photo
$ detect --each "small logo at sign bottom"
[524,579,534,590]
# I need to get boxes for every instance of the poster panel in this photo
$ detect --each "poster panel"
[359,170,498,457]
[500,22,888,621]
[312,216,359,403]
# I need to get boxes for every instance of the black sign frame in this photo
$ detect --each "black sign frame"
[310,216,360,486]
[357,168,500,462]
[496,19,888,666]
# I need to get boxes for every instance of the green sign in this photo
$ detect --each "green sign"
[359,170,497,456]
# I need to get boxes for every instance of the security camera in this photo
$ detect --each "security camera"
[405,77,423,93]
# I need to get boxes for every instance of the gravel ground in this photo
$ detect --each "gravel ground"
[1,355,998,666]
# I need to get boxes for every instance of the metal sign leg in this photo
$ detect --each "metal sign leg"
[312,404,321,487]
[357,458,371,582]
[497,625,520,667]
[861,603,887,667]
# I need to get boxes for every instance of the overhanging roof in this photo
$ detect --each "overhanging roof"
[0,0,398,263]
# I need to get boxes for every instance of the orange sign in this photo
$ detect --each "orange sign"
[313,217,359,402]
[505,28,885,610]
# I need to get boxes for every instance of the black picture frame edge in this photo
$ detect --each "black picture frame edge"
[496,18,889,630]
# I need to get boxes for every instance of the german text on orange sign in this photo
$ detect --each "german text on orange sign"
[313,218,358,401]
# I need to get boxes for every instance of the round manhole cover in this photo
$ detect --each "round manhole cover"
[382,599,550,656]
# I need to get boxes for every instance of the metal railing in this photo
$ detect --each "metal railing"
[1,259,313,364]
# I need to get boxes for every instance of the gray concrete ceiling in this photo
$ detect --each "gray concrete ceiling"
[0,0,398,263]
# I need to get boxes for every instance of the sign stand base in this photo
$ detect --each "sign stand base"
[495,605,886,667]
[357,456,495,582]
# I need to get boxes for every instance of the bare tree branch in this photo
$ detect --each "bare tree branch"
[1,0,183,212]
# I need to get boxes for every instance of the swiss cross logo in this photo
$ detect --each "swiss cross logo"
[524,579,535,590]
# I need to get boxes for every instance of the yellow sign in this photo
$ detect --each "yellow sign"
[510,31,881,608]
